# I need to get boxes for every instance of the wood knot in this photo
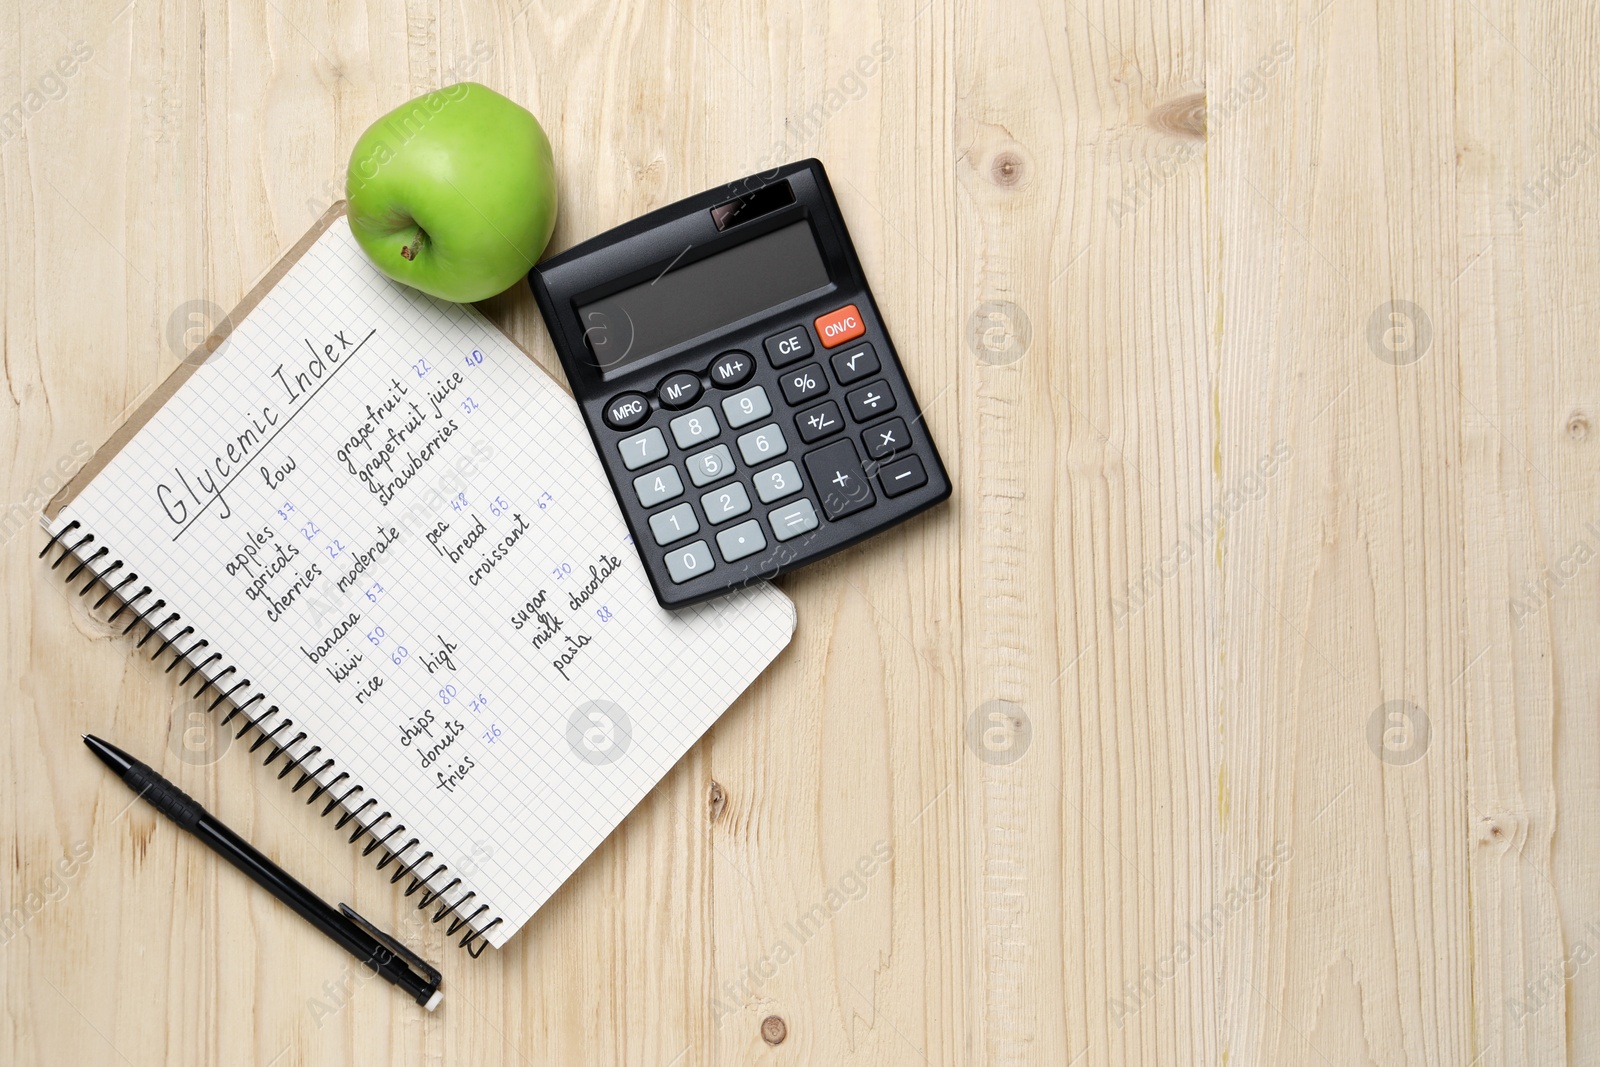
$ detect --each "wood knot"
[1567,411,1590,441]
[989,149,1026,187]
[1148,92,1207,140]
[1474,811,1528,852]
[760,1014,788,1045]
[707,779,727,824]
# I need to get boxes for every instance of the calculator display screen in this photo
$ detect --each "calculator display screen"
[577,221,829,374]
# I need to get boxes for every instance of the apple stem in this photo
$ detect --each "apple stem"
[400,228,427,261]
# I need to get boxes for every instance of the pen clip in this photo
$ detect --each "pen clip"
[339,903,443,989]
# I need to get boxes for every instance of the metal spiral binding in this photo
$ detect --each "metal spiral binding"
[42,520,500,958]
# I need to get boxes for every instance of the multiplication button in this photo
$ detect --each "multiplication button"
[716,520,767,562]
[768,498,819,541]
[664,540,713,583]
[861,417,909,459]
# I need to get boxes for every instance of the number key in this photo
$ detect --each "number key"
[780,362,828,405]
[617,427,668,470]
[721,385,772,429]
[648,502,700,545]
[753,461,803,503]
[736,423,788,465]
[685,443,736,487]
[700,481,751,525]
[670,406,720,448]
[633,464,684,507]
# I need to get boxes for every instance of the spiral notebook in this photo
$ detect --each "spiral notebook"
[40,205,795,954]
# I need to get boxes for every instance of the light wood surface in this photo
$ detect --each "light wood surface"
[5,1,1597,1064]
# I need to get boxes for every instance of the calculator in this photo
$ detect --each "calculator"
[529,159,950,608]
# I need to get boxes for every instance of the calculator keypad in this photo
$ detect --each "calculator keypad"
[595,299,945,605]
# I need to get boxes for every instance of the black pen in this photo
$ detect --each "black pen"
[84,734,442,1010]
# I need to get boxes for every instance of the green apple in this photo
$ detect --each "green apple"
[345,83,558,302]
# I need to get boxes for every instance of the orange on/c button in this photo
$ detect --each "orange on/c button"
[814,304,865,348]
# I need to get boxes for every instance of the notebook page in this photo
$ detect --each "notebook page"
[49,220,794,947]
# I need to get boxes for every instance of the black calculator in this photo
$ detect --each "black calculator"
[529,159,950,608]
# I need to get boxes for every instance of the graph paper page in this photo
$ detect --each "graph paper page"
[49,219,795,947]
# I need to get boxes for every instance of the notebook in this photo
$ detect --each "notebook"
[41,205,795,953]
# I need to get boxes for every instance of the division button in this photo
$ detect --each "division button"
[632,464,684,508]
[803,439,876,519]
[669,406,721,448]
[861,417,909,460]
[878,454,928,498]
[813,304,865,348]
[657,371,703,410]
[709,350,755,388]
[768,498,819,541]
[763,325,814,368]
[685,443,736,487]
[648,502,700,545]
[829,342,880,385]
[721,385,772,429]
[845,379,896,421]
[716,519,768,563]
[794,400,844,443]
[604,392,651,430]
[664,540,714,583]
[752,461,803,503]
[617,427,668,471]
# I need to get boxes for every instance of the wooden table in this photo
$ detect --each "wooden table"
[6,2,1595,1064]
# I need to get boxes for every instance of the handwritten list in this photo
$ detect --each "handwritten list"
[50,217,795,948]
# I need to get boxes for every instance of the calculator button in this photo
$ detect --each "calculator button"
[670,406,721,448]
[780,362,829,405]
[794,400,844,443]
[716,519,767,562]
[737,423,788,465]
[830,342,880,385]
[752,461,803,503]
[763,326,814,368]
[617,427,668,471]
[721,385,772,428]
[664,540,714,583]
[861,417,910,460]
[685,443,736,487]
[845,379,896,421]
[700,481,752,525]
[657,371,703,410]
[768,498,819,541]
[814,304,866,348]
[709,350,755,388]
[604,393,651,430]
[804,439,876,519]
[878,454,928,498]
[632,464,684,508]
[648,502,700,545]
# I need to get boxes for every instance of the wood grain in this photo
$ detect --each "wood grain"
[3,0,1596,1063]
